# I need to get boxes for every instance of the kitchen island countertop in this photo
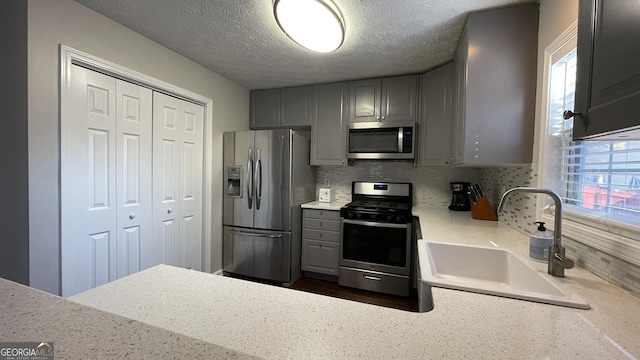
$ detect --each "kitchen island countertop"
[62,206,640,359]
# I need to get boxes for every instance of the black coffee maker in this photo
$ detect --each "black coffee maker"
[448,182,471,211]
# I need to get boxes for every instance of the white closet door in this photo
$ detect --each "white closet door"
[153,92,183,267]
[179,101,204,271]
[115,80,153,275]
[63,65,117,297]
[152,92,204,270]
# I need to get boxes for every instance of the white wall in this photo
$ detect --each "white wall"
[28,0,250,294]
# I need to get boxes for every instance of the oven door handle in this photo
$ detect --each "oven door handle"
[342,219,408,229]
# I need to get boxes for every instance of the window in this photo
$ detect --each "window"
[541,25,640,236]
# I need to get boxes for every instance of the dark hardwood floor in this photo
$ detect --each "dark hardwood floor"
[291,275,419,312]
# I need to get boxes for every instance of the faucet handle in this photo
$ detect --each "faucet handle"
[554,253,575,269]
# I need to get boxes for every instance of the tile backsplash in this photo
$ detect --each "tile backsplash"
[315,161,480,207]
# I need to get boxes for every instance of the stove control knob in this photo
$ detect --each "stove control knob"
[396,216,404,223]
[356,213,363,219]
[387,215,393,222]
[371,214,377,221]
[347,212,354,219]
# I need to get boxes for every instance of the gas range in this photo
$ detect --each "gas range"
[338,181,413,297]
[340,182,413,224]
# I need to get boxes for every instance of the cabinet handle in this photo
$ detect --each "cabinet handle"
[167,208,173,214]
[363,275,382,281]
[129,213,136,219]
[381,116,385,120]
[563,110,582,120]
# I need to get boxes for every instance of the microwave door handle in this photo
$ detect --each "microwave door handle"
[398,128,403,153]
[247,147,253,209]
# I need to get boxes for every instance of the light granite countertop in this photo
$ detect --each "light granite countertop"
[0,277,261,359]
[301,200,348,211]
[67,206,640,360]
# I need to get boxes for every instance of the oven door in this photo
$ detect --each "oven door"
[340,219,411,276]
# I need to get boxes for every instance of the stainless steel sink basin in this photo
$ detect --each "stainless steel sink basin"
[418,240,589,309]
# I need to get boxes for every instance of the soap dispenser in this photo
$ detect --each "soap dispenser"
[530,221,553,262]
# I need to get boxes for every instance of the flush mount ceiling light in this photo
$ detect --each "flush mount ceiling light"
[274,0,345,53]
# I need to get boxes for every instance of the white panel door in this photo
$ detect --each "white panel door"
[152,92,204,270]
[62,65,117,297]
[153,92,182,267]
[179,101,204,271]
[115,79,153,275]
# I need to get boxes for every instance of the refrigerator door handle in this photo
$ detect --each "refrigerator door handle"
[229,230,283,238]
[247,147,253,209]
[255,148,262,210]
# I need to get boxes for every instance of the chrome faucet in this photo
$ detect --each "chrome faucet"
[497,187,575,277]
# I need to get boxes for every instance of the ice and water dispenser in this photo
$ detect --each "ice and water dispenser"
[226,166,242,198]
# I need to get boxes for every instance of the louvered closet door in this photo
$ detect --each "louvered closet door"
[62,66,153,296]
[153,92,204,270]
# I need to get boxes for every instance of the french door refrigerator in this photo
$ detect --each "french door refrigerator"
[223,129,316,285]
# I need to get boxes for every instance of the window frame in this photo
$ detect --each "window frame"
[537,22,640,267]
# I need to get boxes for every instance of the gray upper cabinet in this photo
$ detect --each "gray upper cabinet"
[311,82,349,166]
[250,89,280,129]
[570,0,640,140]
[250,86,312,129]
[417,63,453,167]
[450,3,538,165]
[349,75,418,123]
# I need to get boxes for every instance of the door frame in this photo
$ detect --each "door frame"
[59,45,214,276]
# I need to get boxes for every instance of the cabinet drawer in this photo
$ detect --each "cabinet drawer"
[301,239,339,276]
[303,229,340,243]
[303,209,341,220]
[303,218,341,232]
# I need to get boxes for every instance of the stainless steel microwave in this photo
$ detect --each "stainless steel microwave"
[347,121,416,160]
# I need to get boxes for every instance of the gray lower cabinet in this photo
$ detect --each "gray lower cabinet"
[250,86,312,129]
[417,63,453,166]
[570,0,640,140]
[450,3,538,165]
[311,82,349,166]
[301,209,341,276]
[349,75,418,123]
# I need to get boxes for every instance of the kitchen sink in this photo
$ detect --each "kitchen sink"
[417,240,590,309]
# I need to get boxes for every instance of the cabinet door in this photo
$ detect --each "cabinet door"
[450,30,468,166]
[311,82,348,165]
[349,79,381,123]
[301,239,339,276]
[457,3,537,165]
[281,86,312,127]
[417,64,452,166]
[250,89,280,129]
[572,0,640,140]
[381,75,418,122]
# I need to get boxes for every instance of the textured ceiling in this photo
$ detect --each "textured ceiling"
[74,0,536,90]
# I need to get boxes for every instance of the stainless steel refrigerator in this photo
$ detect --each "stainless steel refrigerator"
[223,129,316,285]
